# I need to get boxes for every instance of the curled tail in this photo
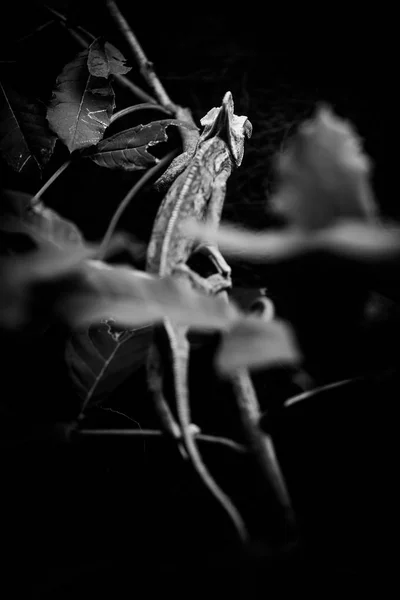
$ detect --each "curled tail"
[166,319,248,543]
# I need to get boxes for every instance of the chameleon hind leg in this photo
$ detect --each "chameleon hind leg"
[165,318,248,543]
[148,329,203,460]
[166,265,248,541]
[147,341,188,459]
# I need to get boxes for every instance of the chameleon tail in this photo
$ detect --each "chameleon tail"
[165,320,249,543]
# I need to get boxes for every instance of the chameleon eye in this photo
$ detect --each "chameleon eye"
[244,119,253,139]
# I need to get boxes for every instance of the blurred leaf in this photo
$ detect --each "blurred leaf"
[184,218,400,268]
[87,38,131,77]
[0,244,95,330]
[183,219,312,261]
[0,189,90,329]
[0,189,84,249]
[65,263,239,407]
[68,260,239,330]
[65,321,153,407]
[87,120,194,170]
[216,317,301,375]
[47,49,115,153]
[0,82,57,177]
[269,105,378,231]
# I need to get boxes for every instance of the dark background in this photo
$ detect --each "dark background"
[1,2,394,597]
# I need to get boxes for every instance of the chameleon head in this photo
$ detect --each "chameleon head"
[200,91,252,167]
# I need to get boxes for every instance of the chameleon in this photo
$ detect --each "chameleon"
[146,91,295,542]
[146,91,252,541]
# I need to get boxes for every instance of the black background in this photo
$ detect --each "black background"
[0,2,394,597]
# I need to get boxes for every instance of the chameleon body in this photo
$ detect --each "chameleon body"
[146,92,252,541]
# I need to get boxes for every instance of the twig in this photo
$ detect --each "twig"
[31,159,72,206]
[46,5,157,104]
[284,378,353,408]
[98,149,179,259]
[14,20,56,45]
[76,428,247,454]
[105,0,176,111]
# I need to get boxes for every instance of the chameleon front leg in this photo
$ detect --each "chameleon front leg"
[194,176,232,278]
[192,243,232,280]
[172,262,231,295]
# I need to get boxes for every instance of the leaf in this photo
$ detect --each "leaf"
[0,189,92,329]
[47,49,116,153]
[64,263,238,407]
[269,105,378,231]
[0,189,84,250]
[68,261,239,330]
[182,219,313,262]
[183,219,400,267]
[87,119,195,170]
[87,38,131,78]
[65,321,153,407]
[215,317,301,375]
[0,82,57,177]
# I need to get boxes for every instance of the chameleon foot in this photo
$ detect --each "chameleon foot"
[193,243,232,278]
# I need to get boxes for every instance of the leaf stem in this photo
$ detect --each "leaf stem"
[31,159,72,206]
[105,0,176,111]
[98,149,179,259]
[110,103,173,124]
[76,428,247,453]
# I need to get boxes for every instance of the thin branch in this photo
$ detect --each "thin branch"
[105,0,176,111]
[113,74,158,104]
[31,159,72,206]
[43,4,95,41]
[76,428,247,454]
[97,149,179,260]
[284,378,353,408]
[14,20,56,45]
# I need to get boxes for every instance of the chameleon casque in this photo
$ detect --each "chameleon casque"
[146,92,292,541]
